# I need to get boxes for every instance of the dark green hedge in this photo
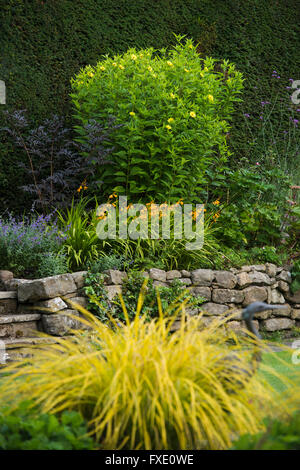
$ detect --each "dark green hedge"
[0,0,299,212]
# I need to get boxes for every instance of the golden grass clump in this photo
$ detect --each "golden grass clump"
[0,289,296,450]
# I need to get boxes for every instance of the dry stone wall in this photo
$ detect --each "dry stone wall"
[0,264,299,345]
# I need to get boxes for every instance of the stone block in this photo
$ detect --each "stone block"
[242,286,268,306]
[0,298,17,314]
[153,280,169,287]
[270,304,291,317]
[249,271,271,285]
[240,266,251,272]
[166,270,182,280]
[190,287,211,301]
[178,278,192,286]
[103,270,127,285]
[18,274,77,302]
[227,320,259,333]
[262,318,295,332]
[285,290,300,304]
[71,271,87,289]
[0,313,41,324]
[291,309,300,320]
[269,289,285,304]
[276,270,292,283]
[0,319,40,339]
[0,291,17,299]
[191,269,214,286]
[236,272,251,288]
[199,302,229,315]
[214,271,237,289]
[42,310,86,336]
[149,268,166,282]
[105,285,122,300]
[0,270,13,289]
[34,297,68,313]
[64,296,88,310]
[181,270,191,277]
[4,279,30,291]
[278,281,289,293]
[265,263,277,277]
[212,289,244,304]
[248,265,266,272]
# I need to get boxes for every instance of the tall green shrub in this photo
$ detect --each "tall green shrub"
[71,39,243,202]
[1,1,299,213]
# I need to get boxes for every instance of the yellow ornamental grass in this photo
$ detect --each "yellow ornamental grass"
[0,293,295,450]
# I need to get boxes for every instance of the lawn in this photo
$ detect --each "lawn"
[260,350,300,395]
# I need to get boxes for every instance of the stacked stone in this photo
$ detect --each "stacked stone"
[0,264,299,343]
[145,265,299,333]
[0,271,88,340]
[0,270,40,341]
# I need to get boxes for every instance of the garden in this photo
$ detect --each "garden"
[0,0,299,452]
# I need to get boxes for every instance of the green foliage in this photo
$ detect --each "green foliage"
[285,203,300,251]
[71,38,243,202]
[291,260,300,294]
[36,252,68,278]
[234,87,299,176]
[88,254,127,273]
[55,198,221,272]
[0,213,64,278]
[83,271,205,323]
[205,164,292,248]
[55,198,105,271]
[213,246,286,270]
[1,305,286,449]
[0,400,94,450]
[196,1,300,177]
[231,413,300,450]
[1,0,299,212]
[260,329,286,343]
[107,227,221,271]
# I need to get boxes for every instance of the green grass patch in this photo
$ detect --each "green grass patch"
[260,350,300,394]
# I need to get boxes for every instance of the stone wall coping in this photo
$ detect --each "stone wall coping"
[0,313,41,324]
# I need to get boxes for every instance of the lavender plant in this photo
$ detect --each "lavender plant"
[0,212,66,277]
[1,111,120,210]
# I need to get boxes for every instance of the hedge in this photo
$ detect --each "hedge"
[0,0,299,212]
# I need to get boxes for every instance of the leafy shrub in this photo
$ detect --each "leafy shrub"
[0,400,94,450]
[88,254,127,273]
[0,301,287,450]
[83,271,205,323]
[1,1,298,214]
[56,198,106,271]
[71,38,243,202]
[0,213,64,277]
[205,165,292,248]
[212,246,286,270]
[231,413,300,450]
[36,252,68,278]
[291,260,300,294]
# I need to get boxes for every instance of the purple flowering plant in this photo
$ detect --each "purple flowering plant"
[0,211,67,277]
